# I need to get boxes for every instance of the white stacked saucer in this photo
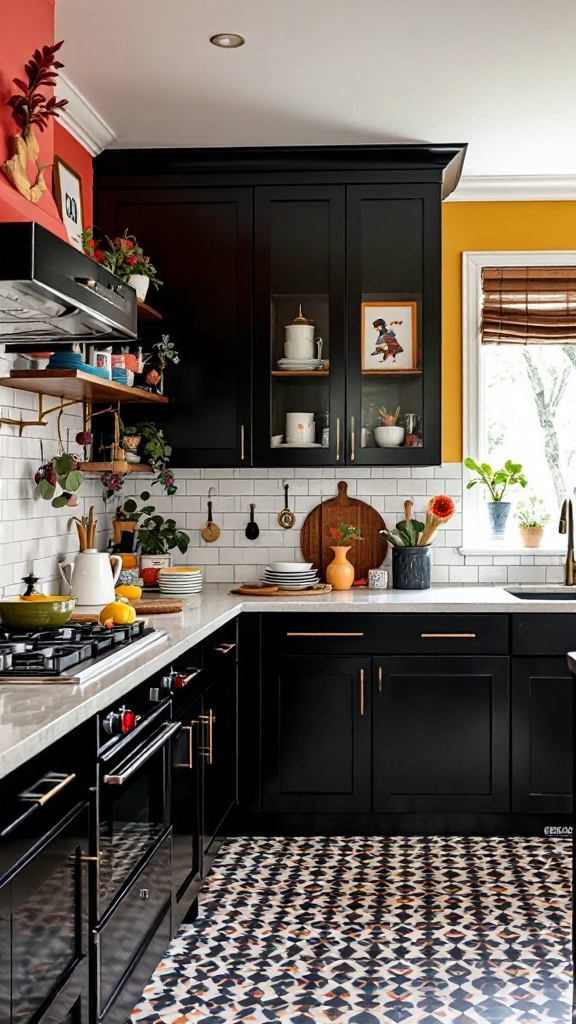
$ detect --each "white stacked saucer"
[158,567,203,594]
[260,564,320,589]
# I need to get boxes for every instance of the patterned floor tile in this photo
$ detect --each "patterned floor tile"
[131,836,573,1023]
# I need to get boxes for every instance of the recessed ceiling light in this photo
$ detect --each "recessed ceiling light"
[210,33,245,48]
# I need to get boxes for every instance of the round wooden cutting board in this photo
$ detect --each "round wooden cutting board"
[300,481,388,582]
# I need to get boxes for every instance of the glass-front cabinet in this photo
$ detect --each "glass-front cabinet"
[253,183,442,467]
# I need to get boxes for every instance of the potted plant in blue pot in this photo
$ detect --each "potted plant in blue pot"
[464,457,528,539]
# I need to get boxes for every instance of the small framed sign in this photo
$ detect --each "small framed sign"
[53,156,84,250]
[361,300,418,373]
[90,349,112,378]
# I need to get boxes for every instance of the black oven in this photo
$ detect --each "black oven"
[93,686,180,1022]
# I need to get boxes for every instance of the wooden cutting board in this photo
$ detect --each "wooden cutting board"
[300,481,388,582]
[231,583,333,597]
[71,598,184,622]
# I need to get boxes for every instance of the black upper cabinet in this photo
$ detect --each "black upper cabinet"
[94,145,466,467]
[96,186,253,467]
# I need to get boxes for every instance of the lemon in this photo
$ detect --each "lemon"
[99,601,137,626]
[115,585,142,601]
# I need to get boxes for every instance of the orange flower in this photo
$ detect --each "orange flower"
[427,494,454,520]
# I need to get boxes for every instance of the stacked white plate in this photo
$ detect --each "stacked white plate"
[260,562,320,589]
[277,358,324,371]
[158,567,203,595]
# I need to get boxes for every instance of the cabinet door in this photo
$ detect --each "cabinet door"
[96,187,253,467]
[512,658,573,814]
[346,184,441,466]
[373,657,509,812]
[253,186,346,466]
[172,696,202,907]
[261,656,371,812]
[201,666,237,860]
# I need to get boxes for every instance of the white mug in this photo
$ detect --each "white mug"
[286,411,314,444]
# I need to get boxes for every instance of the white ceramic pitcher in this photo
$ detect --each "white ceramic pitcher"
[59,549,122,607]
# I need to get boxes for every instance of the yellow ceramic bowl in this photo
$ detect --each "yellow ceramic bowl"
[0,596,76,628]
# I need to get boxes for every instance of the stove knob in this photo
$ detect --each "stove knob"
[172,673,185,690]
[103,706,137,736]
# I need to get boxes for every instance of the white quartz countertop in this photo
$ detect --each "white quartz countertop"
[1,583,575,781]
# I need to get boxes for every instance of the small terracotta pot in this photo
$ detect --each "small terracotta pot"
[519,526,544,548]
[325,546,355,590]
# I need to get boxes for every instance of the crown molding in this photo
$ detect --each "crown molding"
[447,174,576,202]
[56,74,116,157]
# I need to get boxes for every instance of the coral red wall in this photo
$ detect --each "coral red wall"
[0,0,93,236]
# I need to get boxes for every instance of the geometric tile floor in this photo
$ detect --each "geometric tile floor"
[131,835,573,1023]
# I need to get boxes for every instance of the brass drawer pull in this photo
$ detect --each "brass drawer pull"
[198,711,215,764]
[240,424,245,461]
[420,633,477,638]
[336,418,341,462]
[350,416,355,462]
[214,642,236,654]
[378,665,383,693]
[20,772,76,806]
[286,632,364,637]
[360,668,365,716]
[181,668,202,684]
[79,853,101,863]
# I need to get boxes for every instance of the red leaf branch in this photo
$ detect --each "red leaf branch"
[7,40,68,133]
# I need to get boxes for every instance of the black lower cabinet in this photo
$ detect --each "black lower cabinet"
[261,656,371,813]
[172,694,202,927]
[512,658,574,814]
[373,656,510,813]
[201,665,238,867]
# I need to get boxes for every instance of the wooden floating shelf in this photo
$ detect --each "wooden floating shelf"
[80,462,152,474]
[137,299,163,321]
[0,371,169,404]
[271,371,329,377]
[361,369,423,377]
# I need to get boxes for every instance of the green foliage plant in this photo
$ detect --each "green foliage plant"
[464,457,527,501]
[513,496,550,529]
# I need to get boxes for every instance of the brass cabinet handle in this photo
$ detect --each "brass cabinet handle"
[378,665,383,693]
[240,424,245,461]
[181,668,202,684]
[214,642,236,654]
[175,724,194,769]
[336,418,341,462]
[350,416,355,462]
[20,772,76,806]
[79,853,101,863]
[420,633,477,638]
[360,668,365,716]
[287,632,364,637]
[198,711,215,764]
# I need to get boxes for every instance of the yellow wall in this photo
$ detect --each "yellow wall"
[441,201,576,463]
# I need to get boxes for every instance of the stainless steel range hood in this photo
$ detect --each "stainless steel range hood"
[0,222,137,342]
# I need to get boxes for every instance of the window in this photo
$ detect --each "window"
[462,251,576,550]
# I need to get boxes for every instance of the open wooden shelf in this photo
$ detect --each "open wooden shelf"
[361,369,423,377]
[271,371,329,377]
[80,462,152,474]
[137,299,163,321]
[0,371,169,404]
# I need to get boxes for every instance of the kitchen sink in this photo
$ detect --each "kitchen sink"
[506,587,576,600]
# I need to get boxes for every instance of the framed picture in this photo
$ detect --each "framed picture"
[53,156,84,250]
[361,300,418,373]
[90,349,112,378]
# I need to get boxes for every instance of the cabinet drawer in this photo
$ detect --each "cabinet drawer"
[262,613,509,655]
[512,614,576,656]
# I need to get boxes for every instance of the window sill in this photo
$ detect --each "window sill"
[460,546,565,557]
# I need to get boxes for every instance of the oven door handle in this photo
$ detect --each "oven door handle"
[102,722,181,785]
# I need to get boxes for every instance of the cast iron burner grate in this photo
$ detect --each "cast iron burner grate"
[0,620,151,679]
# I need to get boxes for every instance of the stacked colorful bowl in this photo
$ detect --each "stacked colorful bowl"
[158,567,203,595]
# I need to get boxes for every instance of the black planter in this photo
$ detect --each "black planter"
[392,546,431,590]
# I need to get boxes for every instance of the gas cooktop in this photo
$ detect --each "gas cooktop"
[0,620,167,684]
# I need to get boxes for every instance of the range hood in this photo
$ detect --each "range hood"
[0,222,137,343]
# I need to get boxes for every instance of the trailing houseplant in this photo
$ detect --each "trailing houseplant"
[119,421,177,495]
[34,451,83,509]
[114,492,190,556]
[513,496,550,548]
[464,457,528,539]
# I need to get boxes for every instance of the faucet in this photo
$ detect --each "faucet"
[559,497,575,585]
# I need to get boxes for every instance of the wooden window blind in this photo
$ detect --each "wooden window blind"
[481,266,576,344]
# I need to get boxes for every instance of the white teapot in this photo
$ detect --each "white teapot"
[59,549,122,607]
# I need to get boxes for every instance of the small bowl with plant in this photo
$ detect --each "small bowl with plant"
[513,496,550,548]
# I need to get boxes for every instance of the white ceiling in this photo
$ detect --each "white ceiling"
[56,0,576,179]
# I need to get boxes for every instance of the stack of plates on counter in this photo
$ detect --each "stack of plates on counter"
[260,562,320,589]
[158,567,203,595]
[277,358,324,371]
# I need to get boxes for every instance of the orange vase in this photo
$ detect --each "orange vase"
[326,545,355,590]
